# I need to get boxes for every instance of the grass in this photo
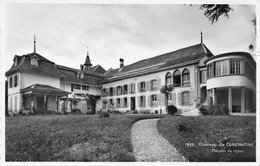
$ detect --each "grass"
[6,114,163,161]
[157,115,256,162]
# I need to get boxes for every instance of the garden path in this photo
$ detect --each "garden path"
[131,118,187,162]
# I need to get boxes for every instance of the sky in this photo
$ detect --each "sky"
[4,3,256,72]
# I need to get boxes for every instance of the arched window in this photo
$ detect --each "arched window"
[165,72,172,86]
[173,69,181,87]
[182,69,190,86]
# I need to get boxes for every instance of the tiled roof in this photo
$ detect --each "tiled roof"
[88,65,106,74]
[56,65,105,87]
[5,52,63,77]
[104,68,119,78]
[103,43,213,83]
[21,84,70,95]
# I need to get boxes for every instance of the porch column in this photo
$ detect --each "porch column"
[56,96,59,114]
[212,88,217,104]
[44,94,47,112]
[241,87,245,113]
[206,90,210,106]
[30,94,34,108]
[228,87,232,114]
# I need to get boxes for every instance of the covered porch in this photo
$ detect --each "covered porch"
[21,84,70,114]
[206,86,256,114]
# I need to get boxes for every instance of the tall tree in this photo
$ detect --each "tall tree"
[160,85,174,113]
[200,5,233,24]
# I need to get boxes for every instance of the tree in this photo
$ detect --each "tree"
[199,5,233,24]
[160,85,174,112]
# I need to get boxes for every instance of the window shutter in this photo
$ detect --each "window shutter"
[107,88,110,96]
[128,84,131,93]
[121,98,124,108]
[148,95,151,107]
[157,78,161,90]
[144,95,146,107]
[137,82,141,92]
[145,81,150,91]
[133,83,136,93]
[178,92,182,105]
[160,94,165,106]
[240,59,245,74]
[137,96,141,107]
[172,92,176,105]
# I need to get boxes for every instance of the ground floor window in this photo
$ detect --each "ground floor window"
[123,98,127,107]
[182,92,190,105]
[151,95,157,106]
[167,93,172,101]
[140,96,146,107]
[117,98,121,108]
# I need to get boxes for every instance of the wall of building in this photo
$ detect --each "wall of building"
[21,72,60,89]
[102,65,197,114]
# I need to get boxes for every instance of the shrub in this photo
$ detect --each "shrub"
[200,103,229,115]
[155,110,158,114]
[71,109,82,114]
[168,105,178,115]
[199,105,209,115]
[98,111,110,118]
[209,103,229,115]
[139,109,150,114]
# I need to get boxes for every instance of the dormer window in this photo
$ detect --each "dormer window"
[80,72,84,78]
[31,58,38,66]
[14,58,18,66]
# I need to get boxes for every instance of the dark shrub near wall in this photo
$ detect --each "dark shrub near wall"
[199,103,229,115]
[168,105,178,115]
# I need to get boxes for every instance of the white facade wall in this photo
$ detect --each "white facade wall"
[7,73,22,113]
[102,65,197,114]
[21,72,60,89]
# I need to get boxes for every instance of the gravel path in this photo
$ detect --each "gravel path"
[131,118,187,162]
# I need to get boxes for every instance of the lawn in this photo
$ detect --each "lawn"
[6,114,163,161]
[157,115,256,162]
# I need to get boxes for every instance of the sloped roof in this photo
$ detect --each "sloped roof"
[21,84,70,96]
[5,52,63,77]
[56,65,105,87]
[103,43,213,83]
[88,65,106,74]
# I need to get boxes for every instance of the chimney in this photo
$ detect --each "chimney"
[80,64,84,70]
[120,58,124,68]
[249,44,254,53]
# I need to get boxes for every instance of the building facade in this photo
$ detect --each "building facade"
[6,51,105,115]
[101,42,256,115]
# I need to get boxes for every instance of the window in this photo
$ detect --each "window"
[82,85,88,90]
[173,70,181,87]
[117,86,122,95]
[123,85,128,94]
[123,98,127,107]
[31,58,38,66]
[140,82,145,92]
[109,99,114,108]
[151,95,157,106]
[165,72,172,86]
[215,60,229,76]
[117,98,121,108]
[151,80,157,90]
[102,100,107,109]
[130,83,135,93]
[207,63,213,78]
[167,93,172,101]
[140,96,146,107]
[9,77,13,88]
[14,75,18,87]
[182,92,190,105]
[200,70,206,83]
[109,87,114,96]
[80,73,84,78]
[75,84,80,89]
[102,88,107,96]
[182,69,190,86]
[230,59,240,74]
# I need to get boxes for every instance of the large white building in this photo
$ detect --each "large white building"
[6,37,256,115]
[6,47,105,115]
[101,40,256,115]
